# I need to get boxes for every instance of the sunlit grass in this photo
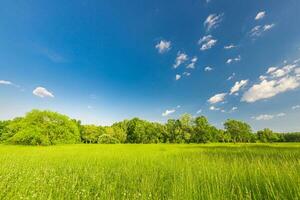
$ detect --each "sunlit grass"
[0,143,299,199]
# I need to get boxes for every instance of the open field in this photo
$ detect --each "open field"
[0,144,300,200]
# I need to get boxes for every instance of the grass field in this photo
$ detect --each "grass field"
[0,144,299,200]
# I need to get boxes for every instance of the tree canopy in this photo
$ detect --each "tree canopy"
[0,109,299,145]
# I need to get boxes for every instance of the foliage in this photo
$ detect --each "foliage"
[97,134,120,144]
[1,109,300,145]
[224,119,253,143]
[1,110,80,145]
[81,125,106,143]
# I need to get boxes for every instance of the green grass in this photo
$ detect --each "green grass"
[0,144,299,200]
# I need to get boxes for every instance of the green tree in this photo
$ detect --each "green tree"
[224,119,252,143]
[257,128,279,143]
[2,110,80,145]
[81,125,106,143]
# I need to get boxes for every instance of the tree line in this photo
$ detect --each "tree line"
[0,110,299,145]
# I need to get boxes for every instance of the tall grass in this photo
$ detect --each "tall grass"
[0,143,299,199]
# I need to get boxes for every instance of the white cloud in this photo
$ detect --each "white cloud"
[198,35,217,51]
[253,113,286,121]
[242,64,300,103]
[227,73,235,81]
[186,56,198,69]
[175,74,181,80]
[155,40,171,54]
[277,113,286,117]
[0,80,13,85]
[162,109,176,117]
[230,79,248,95]
[33,87,54,98]
[204,13,223,31]
[255,11,266,20]
[208,93,227,104]
[250,24,275,37]
[173,52,188,68]
[231,107,238,111]
[209,106,220,111]
[226,55,241,64]
[196,109,202,114]
[224,44,237,49]
[292,105,300,110]
[204,66,213,72]
[253,114,274,121]
[183,72,191,76]
[267,67,277,74]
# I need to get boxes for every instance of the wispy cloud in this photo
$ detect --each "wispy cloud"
[0,80,19,88]
[173,52,188,68]
[155,40,171,54]
[204,66,213,72]
[230,79,248,95]
[250,24,275,37]
[186,56,198,69]
[198,35,217,51]
[226,55,241,64]
[227,73,236,81]
[33,87,54,98]
[208,93,227,104]
[224,44,237,50]
[255,11,266,20]
[252,113,286,121]
[39,47,68,63]
[162,109,176,117]
[204,13,223,31]
[292,105,300,110]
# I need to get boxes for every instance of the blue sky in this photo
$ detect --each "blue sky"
[1,0,300,132]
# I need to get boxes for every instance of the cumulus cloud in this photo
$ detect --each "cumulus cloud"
[242,64,300,103]
[255,11,266,20]
[33,87,54,98]
[162,109,176,117]
[230,80,248,95]
[173,52,188,68]
[208,93,227,104]
[226,55,241,64]
[253,113,286,121]
[198,35,217,51]
[186,56,198,69]
[250,24,275,37]
[204,66,213,72]
[204,13,223,31]
[175,74,181,80]
[224,44,237,50]
[155,40,171,54]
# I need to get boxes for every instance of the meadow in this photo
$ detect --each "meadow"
[0,143,299,200]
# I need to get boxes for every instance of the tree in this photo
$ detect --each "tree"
[257,128,279,143]
[224,119,252,143]
[2,110,80,145]
[97,134,120,144]
[81,125,106,143]
[192,116,211,143]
